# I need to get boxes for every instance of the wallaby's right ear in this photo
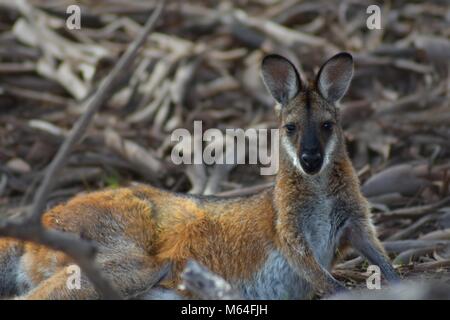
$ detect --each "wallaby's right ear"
[316,52,353,104]
[261,54,302,105]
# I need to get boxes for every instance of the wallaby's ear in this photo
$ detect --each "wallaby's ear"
[316,52,353,103]
[261,54,302,105]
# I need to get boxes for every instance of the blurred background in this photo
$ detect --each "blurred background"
[0,0,449,289]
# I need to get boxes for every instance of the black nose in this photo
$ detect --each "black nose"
[300,152,322,173]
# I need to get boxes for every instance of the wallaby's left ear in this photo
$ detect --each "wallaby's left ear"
[316,52,353,103]
[261,54,302,106]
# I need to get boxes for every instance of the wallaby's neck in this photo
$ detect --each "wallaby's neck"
[272,134,348,213]
[273,157,328,215]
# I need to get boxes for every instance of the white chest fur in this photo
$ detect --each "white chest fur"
[302,195,347,269]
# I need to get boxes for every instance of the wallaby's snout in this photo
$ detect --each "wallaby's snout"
[300,147,322,175]
[261,52,354,176]
[299,123,324,174]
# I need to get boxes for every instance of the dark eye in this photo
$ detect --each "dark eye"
[322,121,333,131]
[284,123,296,134]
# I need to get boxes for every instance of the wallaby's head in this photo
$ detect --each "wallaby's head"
[261,52,353,175]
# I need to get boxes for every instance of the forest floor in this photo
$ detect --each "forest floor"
[1,0,449,295]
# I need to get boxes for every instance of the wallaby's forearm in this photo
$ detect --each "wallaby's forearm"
[348,219,400,282]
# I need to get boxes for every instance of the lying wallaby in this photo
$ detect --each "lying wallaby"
[0,52,399,300]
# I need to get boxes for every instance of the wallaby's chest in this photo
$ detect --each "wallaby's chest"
[301,196,346,268]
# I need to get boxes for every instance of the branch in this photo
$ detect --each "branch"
[26,1,163,224]
[0,1,164,300]
[378,196,450,222]
[181,260,242,300]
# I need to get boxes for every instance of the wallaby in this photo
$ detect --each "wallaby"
[0,52,399,300]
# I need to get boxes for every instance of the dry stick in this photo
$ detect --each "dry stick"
[387,213,439,241]
[383,240,450,253]
[393,246,444,266]
[216,182,273,197]
[413,259,450,272]
[181,260,242,300]
[27,3,163,224]
[378,196,450,222]
[332,269,368,282]
[334,256,364,270]
[0,2,164,300]
[203,163,236,195]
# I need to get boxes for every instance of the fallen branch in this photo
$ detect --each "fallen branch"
[181,260,242,300]
[217,182,273,197]
[383,240,450,253]
[412,259,450,272]
[378,196,450,222]
[387,213,439,241]
[104,128,167,183]
[393,246,444,266]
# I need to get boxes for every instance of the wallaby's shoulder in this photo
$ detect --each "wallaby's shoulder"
[327,158,370,214]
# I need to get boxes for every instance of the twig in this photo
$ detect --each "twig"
[378,197,450,222]
[334,256,364,270]
[387,213,439,241]
[26,3,163,223]
[217,182,273,197]
[383,240,450,253]
[103,128,166,183]
[412,260,450,272]
[393,246,445,266]
[332,269,368,282]
[181,260,242,300]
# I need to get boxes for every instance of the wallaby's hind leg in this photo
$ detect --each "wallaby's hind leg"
[0,239,25,298]
[20,250,169,299]
[18,268,96,300]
